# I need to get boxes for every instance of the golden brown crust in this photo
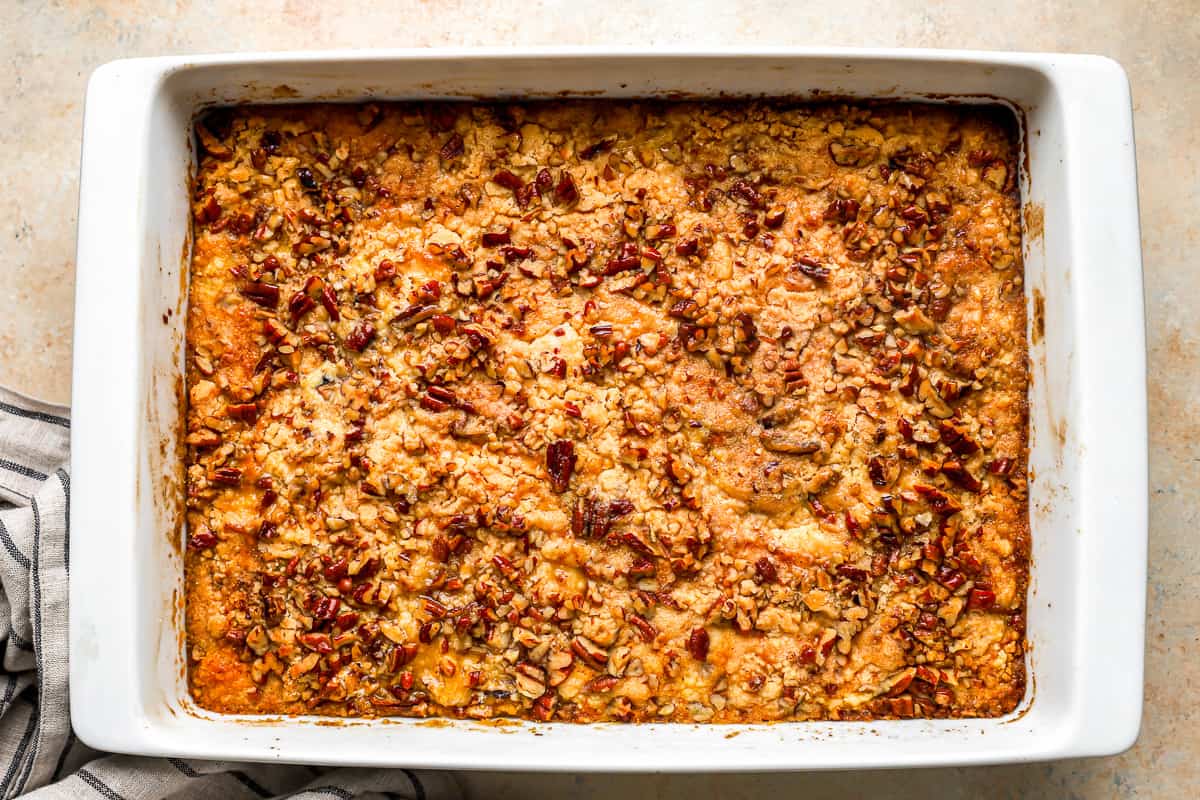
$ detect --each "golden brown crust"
[183,100,1029,722]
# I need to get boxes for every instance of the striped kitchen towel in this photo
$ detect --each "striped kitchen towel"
[0,387,460,800]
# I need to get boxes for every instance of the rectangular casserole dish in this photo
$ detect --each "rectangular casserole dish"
[69,47,1147,770]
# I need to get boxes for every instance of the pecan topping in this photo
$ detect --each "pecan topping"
[185,101,1027,725]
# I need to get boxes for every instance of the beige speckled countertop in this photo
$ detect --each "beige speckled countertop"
[4,1,1196,796]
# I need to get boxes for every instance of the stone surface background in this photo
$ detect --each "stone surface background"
[3,1,1195,797]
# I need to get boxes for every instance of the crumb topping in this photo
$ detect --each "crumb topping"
[184,100,1029,722]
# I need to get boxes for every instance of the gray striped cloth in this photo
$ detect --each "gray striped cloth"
[0,387,461,800]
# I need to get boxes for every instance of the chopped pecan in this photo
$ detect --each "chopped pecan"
[824,197,860,223]
[394,304,438,330]
[793,256,831,281]
[346,322,375,352]
[754,556,778,584]
[481,229,511,247]
[570,636,607,667]
[493,169,523,192]
[760,429,821,454]
[913,483,963,515]
[938,420,980,455]
[829,139,878,167]
[686,627,710,661]
[968,588,996,610]
[545,440,576,493]
[579,136,617,159]
[210,467,242,486]
[514,663,547,698]
[941,460,983,492]
[439,133,464,161]
[628,613,657,643]
[188,526,218,550]
[240,282,280,309]
[555,171,580,204]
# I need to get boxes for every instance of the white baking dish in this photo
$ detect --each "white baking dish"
[69,48,1146,770]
